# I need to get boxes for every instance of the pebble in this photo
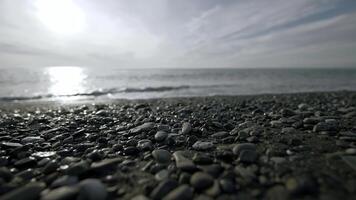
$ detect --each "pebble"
[137,139,153,151]
[162,184,193,200]
[43,160,59,174]
[192,141,214,150]
[281,127,296,134]
[1,142,23,149]
[181,122,192,134]
[51,175,78,188]
[266,185,288,200]
[21,136,44,143]
[211,131,228,138]
[123,146,140,156]
[150,179,178,200]
[192,153,213,165]
[0,182,45,200]
[41,186,79,200]
[0,167,13,181]
[130,122,155,134]
[32,151,57,158]
[77,179,108,200]
[238,150,258,163]
[152,149,172,164]
[232,143,256,155]
[155,131,168,142]
[190,172,214,190]
[66,161,89,175]
[205,180,221,197]
[90,158,122,172]
[173,151,196,171]
[14,157,37,169]
[219,179,235,193]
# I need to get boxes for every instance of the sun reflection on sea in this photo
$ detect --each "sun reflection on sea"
[45,66,87,97]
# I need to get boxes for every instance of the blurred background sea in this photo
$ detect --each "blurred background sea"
[0,67,356,102]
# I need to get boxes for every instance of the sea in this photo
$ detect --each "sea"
[0,67,355,102]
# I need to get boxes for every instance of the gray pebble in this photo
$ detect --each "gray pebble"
[77,179,108,200]
[163,184,193,200]
[190,172,214,190]
[152,149,171,164]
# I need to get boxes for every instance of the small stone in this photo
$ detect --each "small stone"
[137,139,153,151]
[190,172,214,190]
[313,122,338,132]
[41,186,79,200]
[0,182,45,200]
[32,151,57,158]
[192,153,213,165]
[90,158,122,172]
[16,169,37,180]
[130,122,155,134]
[155,169,169,181]
[163,184,193,200]
[51,176,79,188]
[270,120,283,128]
[43,160,59,174]
[285,176,319,196]
[173,151,196,171]
[14,157,37,169]
[192,141,214,151]
[150,179,178,200]
[219,179,235,193]
[21,136,44,143]
[266,185,288,200]
[345,148,356,155]
[152,149,171,164]
[155,131,168,142]
[123,147,140,156]
[66,161,89,175]
[211,131,228,138]
[238,150,258,163]
[0,167,13,182]
[232,143,256,155]
[1,142,23,149]
[77,179,108,200]
[181,122,192,134]
[341,155,356,171]
[132,195,150,200]
[281,127,296,134]
[298,103,309,111]
[204,180,221,197]
[303,117,320,124]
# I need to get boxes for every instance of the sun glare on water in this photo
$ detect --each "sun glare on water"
[35,0,86,35]
[46,66,87,97]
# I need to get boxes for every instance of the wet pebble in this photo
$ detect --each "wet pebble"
[162,184,193,200]
[150,179,178,200]
[190,172,214,190]
[77,179,108,200]
[152,149,171,164]
[192,141,214,151]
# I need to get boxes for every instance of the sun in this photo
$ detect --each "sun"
[34,0,86,35]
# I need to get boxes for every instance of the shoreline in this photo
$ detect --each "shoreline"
[1,90,355,109]
[0,91,356,199]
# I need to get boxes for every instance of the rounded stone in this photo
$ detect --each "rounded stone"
[163,184,193,200]
[152,149,172,164]
[190,172,214,190]
[155,131,168,142]
[232,143,256,155]
[77,179,108,200]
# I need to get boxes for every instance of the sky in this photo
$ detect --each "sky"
[0,0,356,68]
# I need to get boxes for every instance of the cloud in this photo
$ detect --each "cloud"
[0,0,356,68]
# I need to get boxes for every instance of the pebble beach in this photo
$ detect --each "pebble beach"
[1,91,356,200]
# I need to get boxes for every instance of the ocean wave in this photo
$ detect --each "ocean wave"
[0,85,191,101]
